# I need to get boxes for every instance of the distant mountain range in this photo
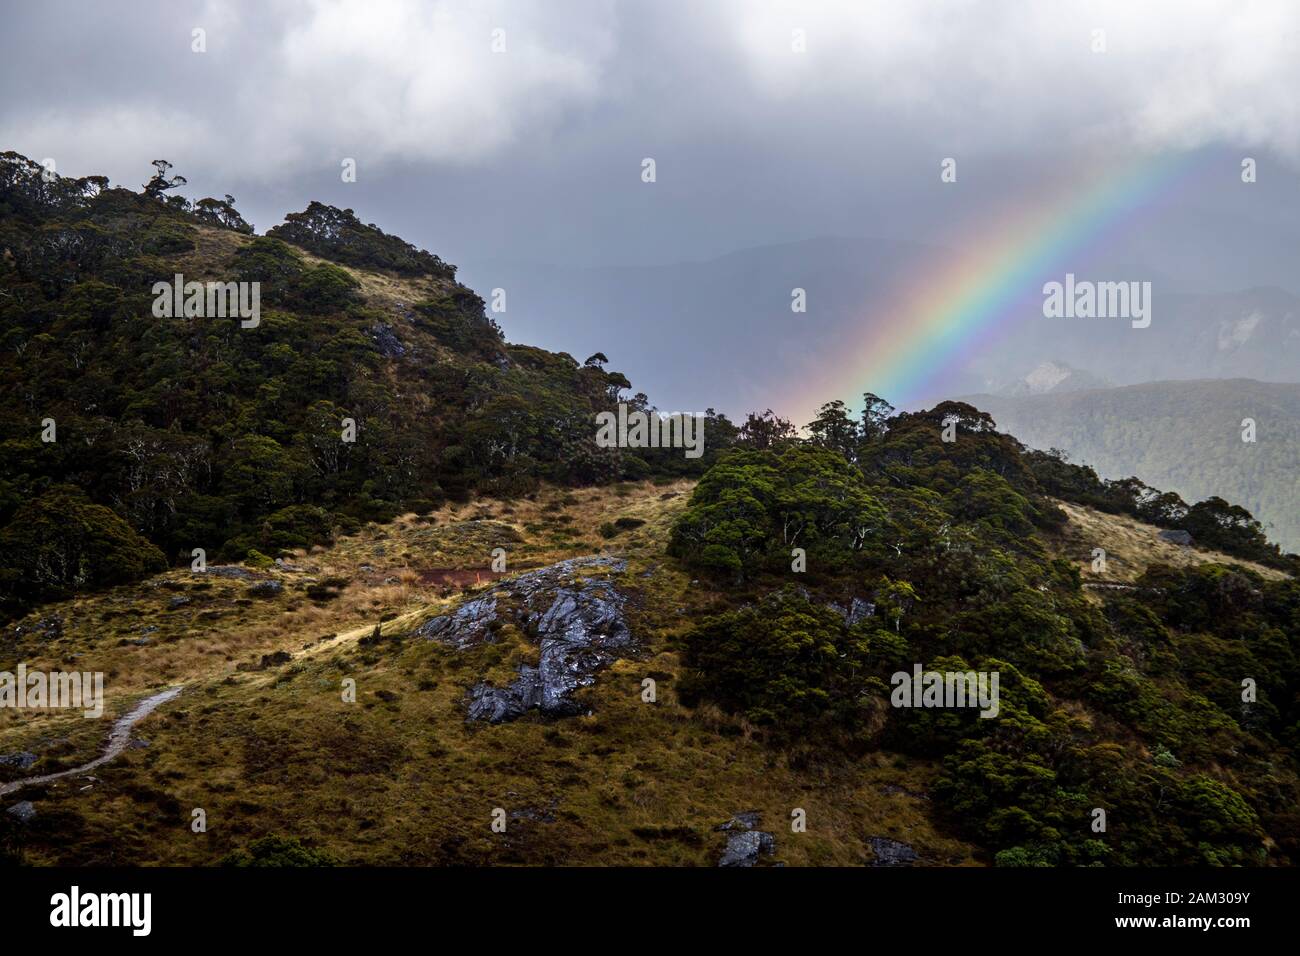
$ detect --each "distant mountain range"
[980,287,1300,393]
[461,238,1300,418]
[963,379,1300,552]
[994,360,1113,396]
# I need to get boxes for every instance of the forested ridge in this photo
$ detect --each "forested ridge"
[668,401,1300,865]
[0,151,732,616]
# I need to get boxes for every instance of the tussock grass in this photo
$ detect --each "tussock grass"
[2,478,979,866]
[1051,499,1289,587]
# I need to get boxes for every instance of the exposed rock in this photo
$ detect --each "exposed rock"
[868,836,919,867]
[166,595,191,610]
[12,616,63,642]
[716,812,775,862]
[415,595,500,649]
[422,557,632,722]
[716,810,763,832]
[719,830,776,867]
[509,803,557,824]
[715,812,776,867]
[830,597,876,626]
[0,752,38,771]
[1159,529,1194,546]
[247,579,284,598]
[205,566,257,580]
[5,800,36,823]
[467,667,540,723]
[369,322,407,358]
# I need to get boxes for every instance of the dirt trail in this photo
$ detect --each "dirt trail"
[0,686,183,796]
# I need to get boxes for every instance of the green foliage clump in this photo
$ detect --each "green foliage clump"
[669,444,885,581]
[220,835,339,867]
[679,586,884,738]
[0,485,166,611]
[268,202,455,279]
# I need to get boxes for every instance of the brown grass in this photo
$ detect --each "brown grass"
[1050,499,1289,587]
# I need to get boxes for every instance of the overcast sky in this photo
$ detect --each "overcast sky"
[3,0,1298,414]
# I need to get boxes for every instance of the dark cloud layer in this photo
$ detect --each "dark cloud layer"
[3,1,1298,415]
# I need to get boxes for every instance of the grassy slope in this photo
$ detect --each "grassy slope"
[3,480,1286,866]
[1050,499,1288,587]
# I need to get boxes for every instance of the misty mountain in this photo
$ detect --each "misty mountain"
[463,238,1300,419]
[460,236,948,418]
[980,287,1300,392]
[964,379,1300,552]
[995,360,1114,396]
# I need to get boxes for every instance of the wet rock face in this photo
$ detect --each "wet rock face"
[467,667,540,723]
[416,556,631,721]
[526,567,631,716]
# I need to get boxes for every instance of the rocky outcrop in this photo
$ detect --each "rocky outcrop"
[369,322,407,358]
[830,597,876,626]
[867,836,918,866]
[1158,529,1194,546]
[715,811,776,867]
[5,800,36,823]
[0,752,38,771]
[246,579,284,598]
[467,668,539,723]
[10,616,63,642]
[415,556,632,721]
[413,595,499,649]
[204,566,258,580]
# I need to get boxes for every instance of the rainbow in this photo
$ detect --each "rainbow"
[781,151,1204,422]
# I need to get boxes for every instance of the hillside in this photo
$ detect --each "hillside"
[0,151,731,619]
[964,380,1300,552]
[0,481,980,866]
[2,152,1298,870]
[1,476,1294,867]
